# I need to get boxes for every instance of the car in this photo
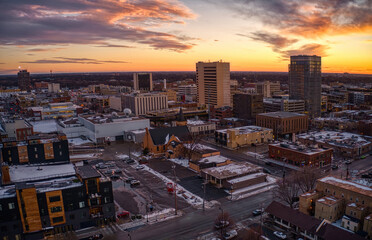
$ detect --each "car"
[110,175,120,180]
[87,233,103,240]
[345,160,352,165]
[273,231,287,239]
[130,180,140,187]
[136,165,145,170]
[117,211,130,218]
[125,177,135,183]
[104,170,112,175]
[361,155,367,159]
[214,220,229,229]
[331,165,338,170]
[126,159,135,164]
[114,169,122,174]
[252,209,263,216]
[223,230,238,240]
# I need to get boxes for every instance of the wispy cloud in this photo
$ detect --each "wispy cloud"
[0,0,197,51]
[238,31,298,52]
[27,47,65,52]
[229,0,372,37]
[94,44,134,48]
[20,57,128,64]
[280,43,330,59]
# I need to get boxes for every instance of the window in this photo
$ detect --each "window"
[59,151,62,156]
[51,206,62,213]
[104,197,111,204]
[330,216,332,220]
[52,216,64,223]
[79,201,85,208]
[356,198,359,202]
[49,196,61,202]
[69,214,75,220]
[8,202,15,210]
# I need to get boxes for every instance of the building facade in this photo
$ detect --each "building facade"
[196,61,231,108]
[133,73,153,92]
[256,112,309,138]
[289,55,322,117]
[256,81,281,98]
[121,93,168,116]
[233,93,263,121]
[263,98,305,113]
[18,70,31,92]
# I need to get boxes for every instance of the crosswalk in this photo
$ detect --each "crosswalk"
[77,223,123,239]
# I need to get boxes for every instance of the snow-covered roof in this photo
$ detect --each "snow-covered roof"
[270,142,331,155]
[9,163,76,183]
[199,155,229,164]
[31,119,58,133]
[227,173,266,184]
[316,196,340,205]
[216,125,272,135]
[202,162,261,180]
[298,131,371,148]
[318,177,372,198]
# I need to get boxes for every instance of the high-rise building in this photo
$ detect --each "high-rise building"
[121,93,168,116]
[133,73,153,92]
[233,93,263,121]
[196,61,231,108]
[17,69,31,91]
[289,55,321,117]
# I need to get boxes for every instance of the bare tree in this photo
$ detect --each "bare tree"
[294,166,321,193]
[215,211,235,238]
[181,134,203,161]
[274,174,300,208]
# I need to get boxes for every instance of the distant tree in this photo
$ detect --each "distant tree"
[294,166,321,193]
[181,134,203,161]
[143,147,149,156]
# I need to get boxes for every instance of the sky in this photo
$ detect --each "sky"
[0,0,371,74]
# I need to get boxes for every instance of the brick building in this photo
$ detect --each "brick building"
[233,93,263,122]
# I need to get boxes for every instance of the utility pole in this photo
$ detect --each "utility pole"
[219,207,224,237]
[172,164,178,215]
[203,180,207,212]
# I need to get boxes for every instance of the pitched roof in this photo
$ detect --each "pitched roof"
[265,201,365,240]
[149,126,191,145]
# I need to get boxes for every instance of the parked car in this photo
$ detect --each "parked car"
[125,177,135,183]
[117,211,130,218]
[126,158,135,164]
[110,175,120,180]
[114,169,122,174]
[273,231,287,239]
[331,165,338,170]
[345,160,352,165]
[136,165,145,170]
[223,230,237,240]
[214,220,229,229]
[104,170,112,175]
[88,233,103,240]
[252,209,263,216]
[130,180,140,187]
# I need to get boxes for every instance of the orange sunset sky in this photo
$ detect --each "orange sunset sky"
[0,0,371,74]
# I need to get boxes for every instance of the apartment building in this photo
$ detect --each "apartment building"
[121,93,168,116]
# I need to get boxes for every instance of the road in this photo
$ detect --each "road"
[115,190,274,240]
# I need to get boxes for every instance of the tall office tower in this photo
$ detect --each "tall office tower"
[196,61,231,108]
[133,73,153,91]
[289,55,321,117]
[17,69,31,91]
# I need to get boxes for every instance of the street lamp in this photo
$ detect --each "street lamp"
[219,207,224,237]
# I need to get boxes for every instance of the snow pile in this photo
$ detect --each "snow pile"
[68,137,92,146]
[70,153,100,159]
[143,165,215,209]
[168,158,189,168]
[31,120,58,133]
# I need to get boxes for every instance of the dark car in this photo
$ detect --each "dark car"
[125,177,135,183]
[252,209,263,216]
[86,234,103,240]
[126,159,135,164]
[331,165,338,170]
[345,160,352,165]
[110,175,120,180]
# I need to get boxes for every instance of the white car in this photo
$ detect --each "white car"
[273,231,286,239]
[223,230,237,240]
[135,165,145,170]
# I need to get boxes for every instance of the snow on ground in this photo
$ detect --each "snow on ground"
[246,151,265,159]
[228,176,277,201]
[30,119,57,133]
[68,137,92,146]
[132,152,141,157]
[70,153,100,159]
[142,165,215,209]
[168,158,189,168]
[116,154,129,160]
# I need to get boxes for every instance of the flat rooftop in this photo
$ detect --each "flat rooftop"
[216,125,271,134]
[202,162,261,180]
[270,142,331,155]
[317,196,341,206]
[198,155,229,164]
[75,165,101,179]
[318,177,372,198]
[298,131,371,148]
[81,113,144,124]
[9,163,76,183]
[227,172,266,184]
[258,111,306,118]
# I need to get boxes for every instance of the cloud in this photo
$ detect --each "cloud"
[228,0,372,37]
[95,44,134,48]
[238,31,298,52]
[20,57,128,64]
[27,47,65,52]
[0,0,197,51]
[280,43,330,59]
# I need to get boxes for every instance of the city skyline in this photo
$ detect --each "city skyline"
[0,0,371,74]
